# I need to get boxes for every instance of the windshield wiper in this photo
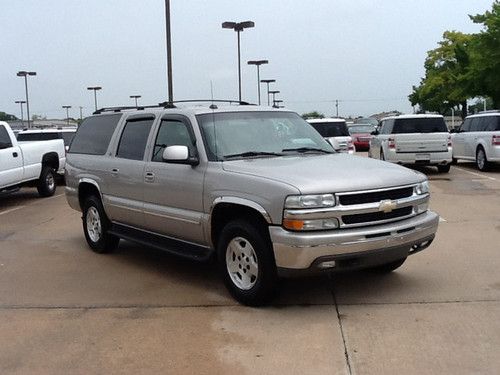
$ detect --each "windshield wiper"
[223,151,283,159]
[281,147,333,154]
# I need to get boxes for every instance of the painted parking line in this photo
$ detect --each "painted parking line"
[453,166,497,181]
[439,217,447,222]
[0,206,25,216]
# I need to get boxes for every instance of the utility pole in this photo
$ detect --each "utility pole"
[335,99,339,117]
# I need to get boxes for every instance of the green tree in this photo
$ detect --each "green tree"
[0,112,18,121]
[468,1,500,108]
[301,111,324,119]
[409,31,472,118]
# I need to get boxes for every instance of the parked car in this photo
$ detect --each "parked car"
[65,103,439,306]
[306,118,354,154]
[0,121,66,197]
[451,111,500,171]
[354,117,379,127]
[348,124,376,151]
[17,127,77,151]
[369,114,452,173]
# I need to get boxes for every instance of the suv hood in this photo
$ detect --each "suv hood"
[222,154,425,194]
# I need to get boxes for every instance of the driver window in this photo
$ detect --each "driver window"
[152,119,195,162]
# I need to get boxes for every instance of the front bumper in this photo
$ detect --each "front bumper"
[270,210,439,270]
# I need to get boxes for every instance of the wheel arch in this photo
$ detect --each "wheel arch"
[41,152,59,174]
[210,197,272,249]
[78,179,102,210]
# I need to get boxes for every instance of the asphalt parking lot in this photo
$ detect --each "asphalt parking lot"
[1,159,499,374]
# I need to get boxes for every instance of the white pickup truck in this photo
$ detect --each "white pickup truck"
[0,121,66,197]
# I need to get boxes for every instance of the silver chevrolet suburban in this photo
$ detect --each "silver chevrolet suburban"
[65,102,439,306]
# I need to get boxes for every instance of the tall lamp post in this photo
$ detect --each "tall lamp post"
[130,95,141,107]
[87,86,102,112]
[247,60,268,105]
[269,90,280,108]
[222,21,255,102]
[62,105,72,127]
[16,71,36,128]
[165,0,173,102]
[260,79,275,106]
[15,100,26,127]
[274,99,284,108]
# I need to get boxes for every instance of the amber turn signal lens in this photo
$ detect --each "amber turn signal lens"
[283,219,304,231]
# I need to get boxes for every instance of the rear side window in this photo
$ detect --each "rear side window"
[484,116,500,131]
[0,126,12,148]
[310,121,349,137]
[17,132,60,141]
[69,114,122,155]
[116,117,154,161]
[392,118,448,134]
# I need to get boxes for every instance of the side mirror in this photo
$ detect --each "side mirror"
[162,145,199,166]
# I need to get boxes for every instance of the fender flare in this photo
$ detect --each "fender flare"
[211,196,272,224]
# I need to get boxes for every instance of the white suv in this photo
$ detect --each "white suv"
[306,118,354,154]
[369,114,452,173]
[452,111,500,171]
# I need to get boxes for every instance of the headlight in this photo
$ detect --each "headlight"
[415,181,429,195]
[285,194,335,209]
[283,218,339,231]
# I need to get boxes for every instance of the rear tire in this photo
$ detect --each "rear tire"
[476,147,489,171]
[380,149,385,161]
[37,166,57,197]
[451,157,458,165]
[82,195,119,253]
[437,164,450,173]
[217,220,278,306]
[368,257,407,273]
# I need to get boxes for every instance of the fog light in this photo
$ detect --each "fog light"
[416,202,429,214]
[319,260,336,269]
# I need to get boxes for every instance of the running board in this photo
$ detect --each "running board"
[109,223,213,262]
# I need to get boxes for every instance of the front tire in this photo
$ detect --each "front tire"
[217,220,278,306]
[37,166,56,197]
[437,164,451,173]
[476,147,489,171]
[380,148,385,161]
[82,195,119,253]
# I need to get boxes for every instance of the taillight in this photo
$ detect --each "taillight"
[388,137,396,150]
[447,135,452,148]
[492,135,500,146]
[348,140,354,151]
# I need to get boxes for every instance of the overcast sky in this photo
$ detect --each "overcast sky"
[1,0,494,119]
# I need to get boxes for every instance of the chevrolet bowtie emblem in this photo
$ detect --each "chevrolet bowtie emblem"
[379,199,397,213]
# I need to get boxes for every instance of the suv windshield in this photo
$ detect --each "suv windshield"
[309,121,350,137]
[349,125,375,134]
[392,118,448,134]
[197,111,333,161]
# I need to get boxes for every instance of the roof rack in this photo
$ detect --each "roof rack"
[93,99,253,114]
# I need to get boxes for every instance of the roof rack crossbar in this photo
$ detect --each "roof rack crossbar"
[158,99,253,106]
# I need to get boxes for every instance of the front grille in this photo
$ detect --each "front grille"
[338,187,414,206]
[342,206,413,225]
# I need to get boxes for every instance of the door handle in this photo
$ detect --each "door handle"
[111,168,119,176]
[144,172,155,182]
[13,152,18,157]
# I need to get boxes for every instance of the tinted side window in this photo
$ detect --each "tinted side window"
[17,132,60,141]
[69,114,122,155]
[461,119,471,132]
[0,126,12,148]
[469,118,483,132]
[152,120,195,162]
[116,118,154,161]
[483,116,500,132]
[310,122,349,137]
[61,132,75,146]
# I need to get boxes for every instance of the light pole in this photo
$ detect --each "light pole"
[15,100,26,127]
[16,71,36,128]
[247,60,268,105]
[260,79,275,106]
[130,95,141,107]
[269,90,280,108]
[79,106,83,121]
[222,21,255,102]
[87,86,102,112]
[165,0,173,102]
[274,99,284,108]
[62,105,71,127]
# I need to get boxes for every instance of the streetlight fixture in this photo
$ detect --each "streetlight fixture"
[273,99,284,108]
[222,20,255,102]
[87,86,102,112]
[16,71,36,128]
[62,105,72,127]
[247,60,268,105]
[130,95,141,107]
[15,100,26,127]
[269,90,280,108]
[260,79,275,106]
